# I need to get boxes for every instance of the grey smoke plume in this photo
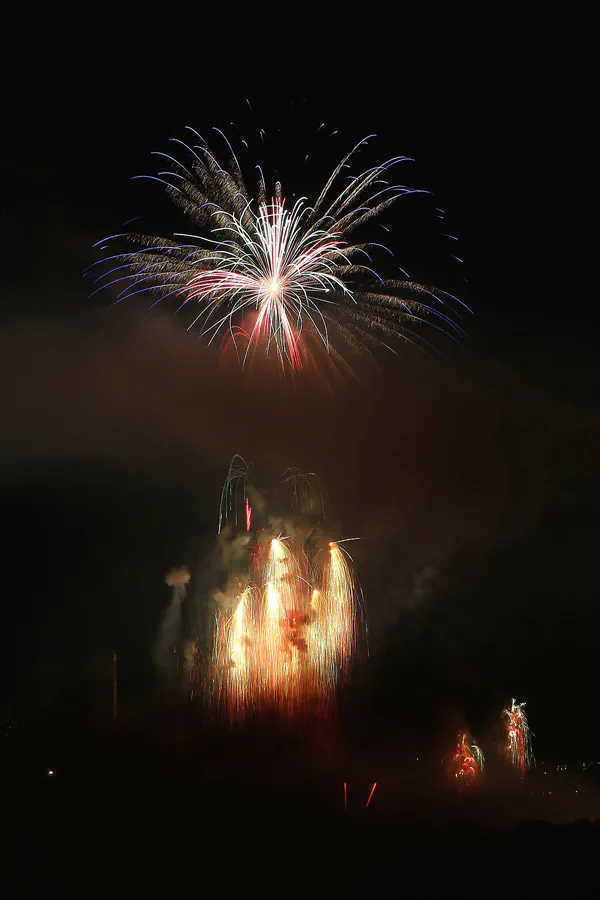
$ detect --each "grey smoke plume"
[183,639,198,670]
[217,526,251,571]
[1,319,594,679]
[165,566,192,588]
[412,565,439,601]
[213,576,242,611]
[268,516,318,548]
[247,484,267,513]
[152,566,191,672]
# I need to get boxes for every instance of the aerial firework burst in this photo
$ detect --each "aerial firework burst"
[447,731,485,788]
[90,123,468,373]
[203,458,365,719]
[503,699,534,775]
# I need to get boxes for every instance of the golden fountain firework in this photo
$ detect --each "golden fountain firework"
[204,460,364,719]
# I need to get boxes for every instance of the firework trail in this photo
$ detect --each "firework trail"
[218,454,251,534]
[90,125,468,373]
[447,731,485,788]
[203,459,365,719]
[503,699,534,775]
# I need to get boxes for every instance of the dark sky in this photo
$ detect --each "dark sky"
[1,6,597,754]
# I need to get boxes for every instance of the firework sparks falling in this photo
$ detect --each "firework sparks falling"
[90,126,468,373]
[204,461,364,719]
[447,732,485,788]
[503,699,534,776]
[208,538,361,718]
[218,454,251,533]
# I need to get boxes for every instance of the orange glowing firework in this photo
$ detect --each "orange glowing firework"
[447,731,485,788]
[503,699,533,776]
[204,460,364,719]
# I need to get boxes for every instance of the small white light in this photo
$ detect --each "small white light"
[48,770,54,776]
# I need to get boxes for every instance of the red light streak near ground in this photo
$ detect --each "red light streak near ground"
[365,783,378,808]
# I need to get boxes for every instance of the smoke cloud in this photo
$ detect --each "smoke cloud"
[0,317,595,649]
[165,566,191,588]
[152,566,191,672]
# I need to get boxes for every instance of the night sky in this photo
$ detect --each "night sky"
[1,7,597,757]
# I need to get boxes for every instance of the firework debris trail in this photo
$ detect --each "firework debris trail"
[365,782,378,808]
[446,731,485,788]
[89,123,469,374]
[199,456,365,719]
[152,566,191,672]
[503,698,534,776]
